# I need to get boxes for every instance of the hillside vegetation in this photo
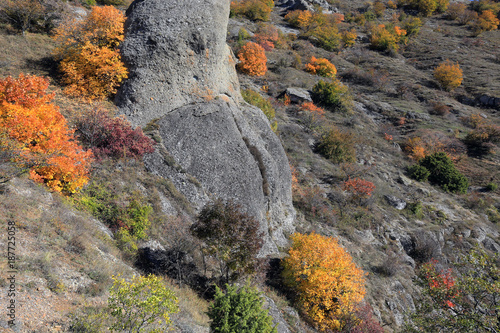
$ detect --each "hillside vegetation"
[0,0,499,332]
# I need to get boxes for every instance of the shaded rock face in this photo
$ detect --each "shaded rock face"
[118,0,295,254]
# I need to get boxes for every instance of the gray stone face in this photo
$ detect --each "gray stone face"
[116,0,241,127]
[118,0,295,255]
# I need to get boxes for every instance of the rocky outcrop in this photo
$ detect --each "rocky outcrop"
[116,0,241,127]
[275,0,338,13]
[117,0,295,254]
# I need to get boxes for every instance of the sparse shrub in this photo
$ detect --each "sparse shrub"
[403,16,423,36]
[78,184,153,240]
[237,41,267,76]
[317,126,357,163]
[447,2,467,20]
[388,0,398,9]
[407,201,424,218]
[282,232,367,332]
[433,60,463,91]
[458,9,479,24]
[300,101,326,123]
[419,152,469,193]
[109,274,179,332]
[53,6,127,100]
[208,283,277,333]
[305,56,337,78]
[416,0,437,16]
[341,29,357,47]
[311,79,352,112]
[230,0,273,21]
[241,89,277,132]
[237,27,251,47]
[408,164,430,181]
[190,199,263,284]
[473,9,500,34]
[350,303,385,333]
[0,0,64,34]
[75,108,155,161]
[374,1,387,16]
[464,123,500,156]
[430,101,451,116]
[0,74,93,193]
[254,23,279,50]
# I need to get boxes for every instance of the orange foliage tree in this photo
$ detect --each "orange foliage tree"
[282,232,367,332]
[474,9,500,33]
[52,5,127,100]
[236,41,267,76]
[433,60,463,91]
[305,56,337,78]
[0,74,93,193]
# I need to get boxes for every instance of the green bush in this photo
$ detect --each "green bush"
[208,283,277,333]
[407,201,424,219]
[408,164,430,181]
[312,79,352,112]
[303,24,341,51]
[419,152,469,193]
[241,89,277,132]
[77,184,152,239]
[317,126,357,163]
[486,183,498,191]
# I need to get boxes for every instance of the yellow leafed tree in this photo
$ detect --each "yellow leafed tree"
[52,5,127,100]
[282,232,367,332]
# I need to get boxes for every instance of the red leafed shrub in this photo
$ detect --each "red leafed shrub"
[342,177,375,199]
[420,259,459,309]
[76,108,155,160]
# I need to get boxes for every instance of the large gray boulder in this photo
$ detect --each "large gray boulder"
[116,0,241,127]
[117,0,295,254]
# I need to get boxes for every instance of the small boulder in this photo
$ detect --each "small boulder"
[385,195,407,210]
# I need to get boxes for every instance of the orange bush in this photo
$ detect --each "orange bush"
[369,24,407,52]
[284,10,313,29]
[433,60,463,91]
[474,10,500,33]
[0,74,93,193]
[282,232,367,331]
[236,42,267,76]
[300,101,325,118]
[305,56,337,78]
[53,6,127,100]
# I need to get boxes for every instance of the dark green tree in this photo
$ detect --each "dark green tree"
[190,199,263,284]
[419,152,468,193]
[208,283,277,333]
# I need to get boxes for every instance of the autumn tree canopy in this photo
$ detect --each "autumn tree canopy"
[282,232,367,332]
[0,74,93,193]
[52,5,127,100]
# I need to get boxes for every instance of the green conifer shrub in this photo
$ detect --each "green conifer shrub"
[419,152,468,193]
[208,283,277,333]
